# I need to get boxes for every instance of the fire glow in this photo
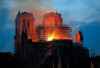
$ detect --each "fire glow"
[16,11,82,44]
[46,28,72,41]
[43,12,72,42]
[47,31,55,41]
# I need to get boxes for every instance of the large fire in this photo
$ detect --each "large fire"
[46,27,72,41]
[16,11,74,42]
[42,12,72,41]
[47,31,72,41]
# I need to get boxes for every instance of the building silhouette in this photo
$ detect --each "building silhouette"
[14,11,90,68]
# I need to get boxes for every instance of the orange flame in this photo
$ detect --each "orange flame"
[47,31,56,41]
[74,32,82,44]
[46,28,72,41]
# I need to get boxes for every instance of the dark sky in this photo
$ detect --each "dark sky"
[0,0,100,56]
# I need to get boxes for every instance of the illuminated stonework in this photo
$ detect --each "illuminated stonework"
[15,11,82,43]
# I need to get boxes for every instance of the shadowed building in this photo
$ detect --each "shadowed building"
[15,11,90,68]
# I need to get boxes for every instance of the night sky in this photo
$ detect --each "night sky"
[0,0,100,56]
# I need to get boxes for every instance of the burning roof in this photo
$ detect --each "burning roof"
[15,11,73,42]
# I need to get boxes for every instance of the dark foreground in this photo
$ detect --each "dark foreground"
[0,41,99,68]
